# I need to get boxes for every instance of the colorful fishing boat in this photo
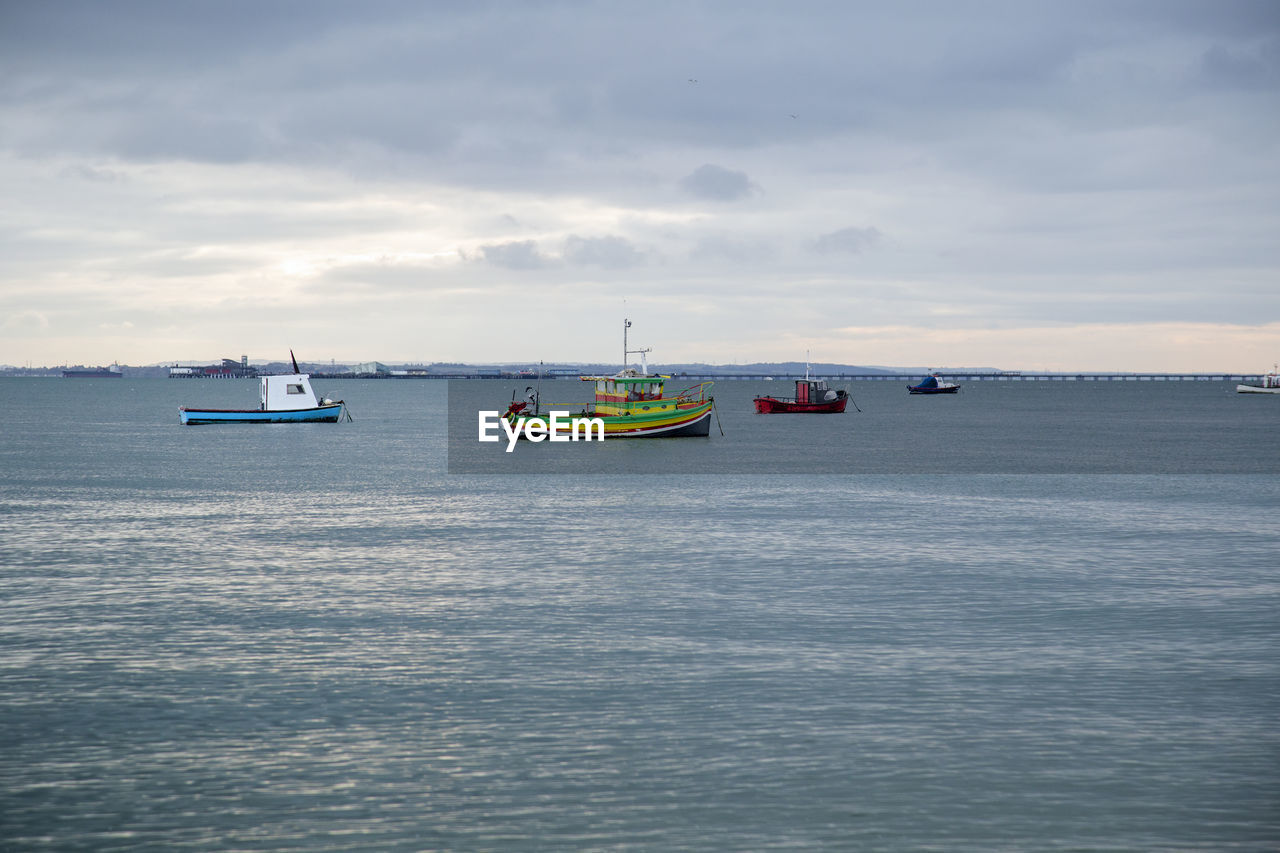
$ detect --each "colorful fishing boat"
[1236,365,1280,394]
[908,373,960,394]
[179,352,347,424]
[503,321,715,437]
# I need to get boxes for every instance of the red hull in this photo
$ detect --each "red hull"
[753,396,848,413]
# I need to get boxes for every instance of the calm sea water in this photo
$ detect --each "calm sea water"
[1,377,1278,851]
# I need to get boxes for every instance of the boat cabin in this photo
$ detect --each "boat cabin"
[794,378,838,404]
[583,370,679,417]
[261,373,321,411]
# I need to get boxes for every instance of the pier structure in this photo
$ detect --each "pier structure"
[302,370,1267,382]
[666,372,1267,383]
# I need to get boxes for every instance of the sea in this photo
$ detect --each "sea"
[1,376,1277,851]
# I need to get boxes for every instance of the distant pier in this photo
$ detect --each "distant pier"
[308,371,1266,383]
[669,372,1266,383]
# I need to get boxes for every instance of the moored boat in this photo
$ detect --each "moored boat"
[753,378,849,413]
[908,373,960,394]
[502,320,715,438]
[179,352,347,424]
[753,355,853,413]
[1236,366,1280,394]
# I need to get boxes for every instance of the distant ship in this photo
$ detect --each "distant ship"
[62,366,122,378]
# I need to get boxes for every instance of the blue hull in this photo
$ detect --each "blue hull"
[179,404,344,425]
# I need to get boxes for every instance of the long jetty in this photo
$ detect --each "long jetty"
[311,370,1266,382]
[670,372,1263,382]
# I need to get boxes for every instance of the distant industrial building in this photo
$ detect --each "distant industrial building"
[169,356,258,378]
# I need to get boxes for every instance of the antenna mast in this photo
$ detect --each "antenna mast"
[623,318,652,374]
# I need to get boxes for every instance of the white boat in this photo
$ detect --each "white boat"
[179,352,348,424]
[1237,366,1280,394]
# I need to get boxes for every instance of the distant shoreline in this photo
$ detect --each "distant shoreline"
[3,366,1268,383]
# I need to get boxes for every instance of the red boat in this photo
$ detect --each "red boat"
[753,378,849,413]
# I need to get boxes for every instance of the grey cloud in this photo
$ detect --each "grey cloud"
[1201,40,1280,89]
[562,235,646,269]
[479,240,550,270]
[813,227,883,255]
[689,236,775,265]
[59,164,124,183]
[680,164,757,202]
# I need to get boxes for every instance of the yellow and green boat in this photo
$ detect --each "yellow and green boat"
[504,321,716,438]
[506,371,715,437]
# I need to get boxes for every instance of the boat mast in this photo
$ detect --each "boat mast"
[622,317,652,374]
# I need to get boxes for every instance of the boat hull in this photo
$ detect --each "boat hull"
[509,401,714,438]
[908,386,959,394]
[179,404,344,425]
[1237,384,1280,394]
[753,396,847,413]
[603,404,712,436]
[582,400,713,437]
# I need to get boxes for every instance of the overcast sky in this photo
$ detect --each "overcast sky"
[2,0,1277,370]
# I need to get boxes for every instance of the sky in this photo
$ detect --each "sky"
[1,0,1278,371]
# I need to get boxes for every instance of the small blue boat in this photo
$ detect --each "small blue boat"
[908,373,960,394]
[179,353,347,425]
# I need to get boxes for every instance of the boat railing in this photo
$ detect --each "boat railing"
[511,381,714,417]
[673,381,714,402]
[535,403,594,416]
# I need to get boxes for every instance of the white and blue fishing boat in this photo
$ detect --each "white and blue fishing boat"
[179,352,347,425]
[907,373,960,394]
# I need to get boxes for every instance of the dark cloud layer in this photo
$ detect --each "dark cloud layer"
[6,0,1274,182]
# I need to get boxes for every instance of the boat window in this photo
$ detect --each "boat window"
[287,384,305,394]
